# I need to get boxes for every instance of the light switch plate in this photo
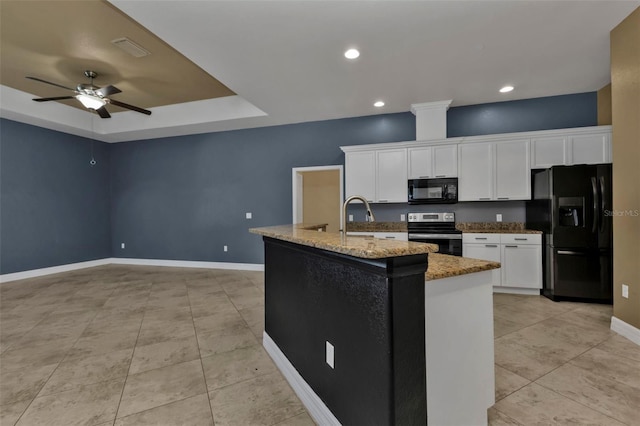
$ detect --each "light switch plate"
[496,214,503,222]
[622,284,629,299]
[401,214,406,221]
[246,212,252,219]
[349,215,353,222]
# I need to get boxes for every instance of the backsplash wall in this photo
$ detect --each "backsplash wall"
[347,201,526,224]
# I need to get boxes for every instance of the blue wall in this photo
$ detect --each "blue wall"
[0,91,599,273]
[447,92,597,137]
[110,113,415,264]
[0,119,111,274]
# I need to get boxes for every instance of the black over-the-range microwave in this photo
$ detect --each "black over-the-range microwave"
[408,177,458,204]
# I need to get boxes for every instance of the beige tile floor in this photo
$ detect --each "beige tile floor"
[0,265,638,425]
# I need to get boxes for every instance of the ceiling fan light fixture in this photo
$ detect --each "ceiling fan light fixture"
[76,94,106,110]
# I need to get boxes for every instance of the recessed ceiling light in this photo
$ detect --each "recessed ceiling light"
[374,101,385,107]
[344,48,360,59]
[500,85,514,93]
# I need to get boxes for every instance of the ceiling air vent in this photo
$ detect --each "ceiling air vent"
[111,37,151,58]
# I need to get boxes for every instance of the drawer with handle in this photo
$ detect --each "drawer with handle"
[462,233,500,244]
[500,234,541,245]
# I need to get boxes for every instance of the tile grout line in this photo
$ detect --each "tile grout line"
[110,279,153,425]
[186,275,218,426]
[533,380,630,425]
[8,279,117,425]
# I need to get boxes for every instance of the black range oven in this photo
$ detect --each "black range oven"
[408,212,462,256]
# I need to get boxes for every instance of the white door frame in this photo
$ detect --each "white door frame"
[292,165,344,226]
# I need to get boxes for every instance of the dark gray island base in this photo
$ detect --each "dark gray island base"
[263,236,428,425]
[251,224,498,426]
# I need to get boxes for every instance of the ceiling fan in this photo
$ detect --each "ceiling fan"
[26,70,151,118]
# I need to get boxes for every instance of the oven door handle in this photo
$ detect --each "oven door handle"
[408,233,462,240]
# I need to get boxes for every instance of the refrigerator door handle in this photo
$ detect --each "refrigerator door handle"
[599,176,606,233]
[557,250,586,255]
[591,177,599,233]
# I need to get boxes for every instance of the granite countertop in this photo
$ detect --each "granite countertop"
[457,222,542,234]
[426,253,500,281]
[250,224,437,259]
[346,222,407,232]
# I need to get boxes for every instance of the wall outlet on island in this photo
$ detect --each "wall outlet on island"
[326,341,335,369]
[245,212,252,219]
[121,243,125,249]
[224,245,228,252]
[496,214,503,222]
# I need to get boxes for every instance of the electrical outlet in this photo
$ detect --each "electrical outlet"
[246,212,252,219]
[349,214,353,222]
[326,341,335,369]
[622,284,629,299]
[401,214,406,221]
[121,243,125,249]
[223,245,228,252]
[496,214,503,222]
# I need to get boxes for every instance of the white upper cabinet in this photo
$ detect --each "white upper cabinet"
[344,148,407,203]
[531,128,611,168]
[531,136,568,168]
[458,142,494,201]
[570,133,611,165]
[459,140,530,201]
[408,144,457,179]
[495,139,530,201]
[345,151,375,202]
[432,145,458,177]
[342,126,611,204]
[408,147,433,178]
[376,149,408,203]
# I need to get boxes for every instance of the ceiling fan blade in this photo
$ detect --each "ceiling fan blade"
[95,106,111,119]
[95,85,121,97]
[109,99,151,115]
[26,76,75,92]
[33,96,75,102]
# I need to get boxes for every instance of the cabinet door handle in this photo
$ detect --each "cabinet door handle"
[497,197,510,200]
[514,238,528,241]
[475,237,488,240]
[419,175,431,178]
[505,245,518,248]
[384,236,396,239]
[378,199,388,203]
[479,198,491,200]
[435,175,446,178]
[485,244,498,248]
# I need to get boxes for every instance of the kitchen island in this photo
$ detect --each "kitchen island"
[250,225,500,426]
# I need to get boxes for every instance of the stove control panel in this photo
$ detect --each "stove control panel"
[408,212,455,223]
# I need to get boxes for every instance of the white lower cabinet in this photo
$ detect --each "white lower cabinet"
[346,231,408,241]
[463,233,542,293]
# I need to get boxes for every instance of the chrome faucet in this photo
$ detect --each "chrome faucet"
[341,195,376,233]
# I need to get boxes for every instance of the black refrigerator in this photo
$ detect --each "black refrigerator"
[526,164,612,303]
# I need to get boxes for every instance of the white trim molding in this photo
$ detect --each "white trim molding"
[611,316,640,346]
[0,258,113,283]
[110,258,264,271]
[1,258,264,283]
[263,332,341,426]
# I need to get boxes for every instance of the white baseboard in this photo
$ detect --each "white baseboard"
[1,257,264,283]
[263,332,341,426]
[0,258,112,283]
[493,287,541,296]
[611,316,640,346]
[110,258,264,272]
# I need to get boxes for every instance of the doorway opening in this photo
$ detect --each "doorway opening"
[292,166,343,233]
